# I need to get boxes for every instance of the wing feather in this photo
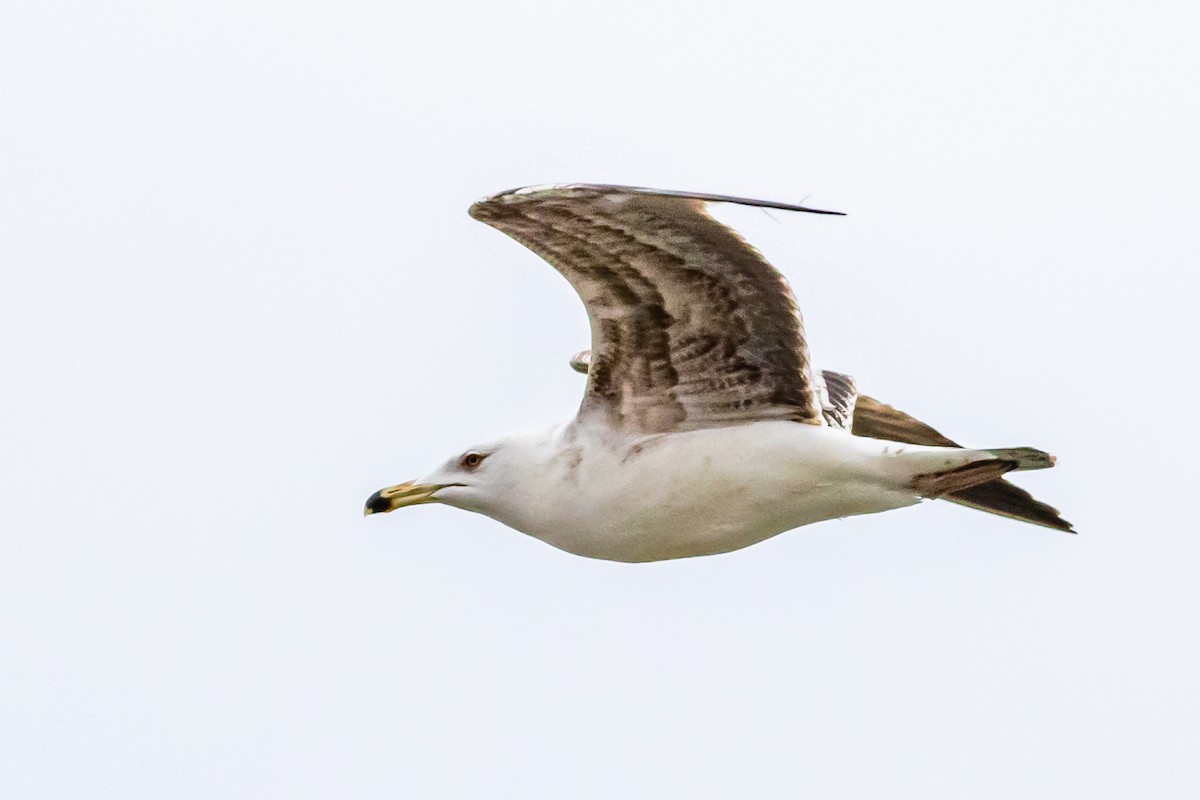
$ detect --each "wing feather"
[852,395,1074,532]
[471,184,839,433]
[817,369,858,430]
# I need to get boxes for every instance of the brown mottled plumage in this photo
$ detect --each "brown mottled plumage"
[470,185,838,433]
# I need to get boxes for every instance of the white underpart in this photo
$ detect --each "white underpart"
[430,422,1003,563]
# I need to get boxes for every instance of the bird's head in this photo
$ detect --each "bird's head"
[363,430,555,520]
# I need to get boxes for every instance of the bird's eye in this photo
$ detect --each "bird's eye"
[460,452,486,469]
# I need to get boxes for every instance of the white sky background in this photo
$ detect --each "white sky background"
[2,1,1198,797]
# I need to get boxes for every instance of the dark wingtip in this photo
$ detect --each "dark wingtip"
[1040,516,1076,534]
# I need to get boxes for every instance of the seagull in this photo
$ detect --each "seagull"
[365,184,1071,561]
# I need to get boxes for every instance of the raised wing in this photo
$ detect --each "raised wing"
[470,184,841,434]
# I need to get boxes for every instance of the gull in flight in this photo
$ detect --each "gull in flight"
[365,184,1071,561]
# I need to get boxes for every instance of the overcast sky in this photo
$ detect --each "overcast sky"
[3,1,1198,797]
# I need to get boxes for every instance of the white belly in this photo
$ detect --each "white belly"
[494,422,922,562]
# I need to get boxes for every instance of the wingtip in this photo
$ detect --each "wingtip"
[470,183,848,217]
[1045,515,1076,534]
[1035,509,1076,534]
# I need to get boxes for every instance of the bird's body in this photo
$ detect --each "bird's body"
[444,421,1051,562]
[366,184,1072,560]
[465,422,921,561]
